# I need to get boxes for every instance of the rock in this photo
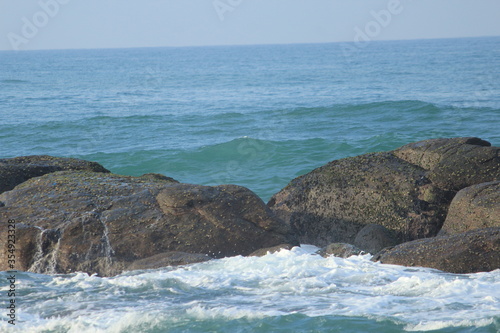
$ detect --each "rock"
[268,137,499,247]
[440,181,500,235]
[0,171,296,276]
[0,155,110,194]
[353,224,399,254]
[268,152,450,247]
[6,224,42,272]
[394,137,499,191]
[140,173,179,183]
[126,252,212,271]
[248,244,296,257]
[316,243,364,258]
[372,227,500,274]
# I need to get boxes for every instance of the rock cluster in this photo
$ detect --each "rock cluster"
[0,163,296,276]
[268,137,499,273]
[1,137,498,275]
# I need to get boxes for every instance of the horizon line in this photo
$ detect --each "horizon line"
[1,34,499,53]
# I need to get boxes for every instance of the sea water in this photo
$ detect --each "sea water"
[1,247,499,332]
[0,37,499,332]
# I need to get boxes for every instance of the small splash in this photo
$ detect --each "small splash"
[98,214,116,267]
[28,228,61,274]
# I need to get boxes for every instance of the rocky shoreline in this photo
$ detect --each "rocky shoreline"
[1,137,498,276]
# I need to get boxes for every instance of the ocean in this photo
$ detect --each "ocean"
[1,36,499,332]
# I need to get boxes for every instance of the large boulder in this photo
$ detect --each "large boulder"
[440,181,500,235]
[353,224,399,254]
[0,155,110,194]
[393,137,499,191]
[268,138,499,247]
[0,171,296,276]
[372,227,500,274]
[268,152,450,247]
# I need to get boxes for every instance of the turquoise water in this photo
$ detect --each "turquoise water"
[1,37,499,201]
[1,37,500,332]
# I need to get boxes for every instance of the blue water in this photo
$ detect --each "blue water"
[1,37,500,332]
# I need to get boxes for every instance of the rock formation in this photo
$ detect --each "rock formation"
[268,137,499,247]
[0,171,296,276]
[372,227,500,274]
[1,137,498,276]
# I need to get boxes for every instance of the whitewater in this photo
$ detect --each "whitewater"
[1,246,499,332]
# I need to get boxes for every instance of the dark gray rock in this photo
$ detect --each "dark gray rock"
[440,181,500,235]
[0,171,296,276]
[268,152,450,246]
[0,155,110,194]
[316,243,364,258]
[353,224,399,254]
[372,227,500,274]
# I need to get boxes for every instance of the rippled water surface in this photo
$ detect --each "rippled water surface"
[1,37,499,331]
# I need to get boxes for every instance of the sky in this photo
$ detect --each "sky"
[0,0,499,51]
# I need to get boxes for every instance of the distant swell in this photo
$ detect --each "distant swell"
[1,79,30,84]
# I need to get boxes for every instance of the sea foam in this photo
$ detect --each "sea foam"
[4,245,499,332]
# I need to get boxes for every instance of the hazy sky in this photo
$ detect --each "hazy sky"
[1,0,499,51]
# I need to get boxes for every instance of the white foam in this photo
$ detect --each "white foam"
[6,245,500,332]
[185,303,286,320]
[9,311,170,333]
[406,318,495,331]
